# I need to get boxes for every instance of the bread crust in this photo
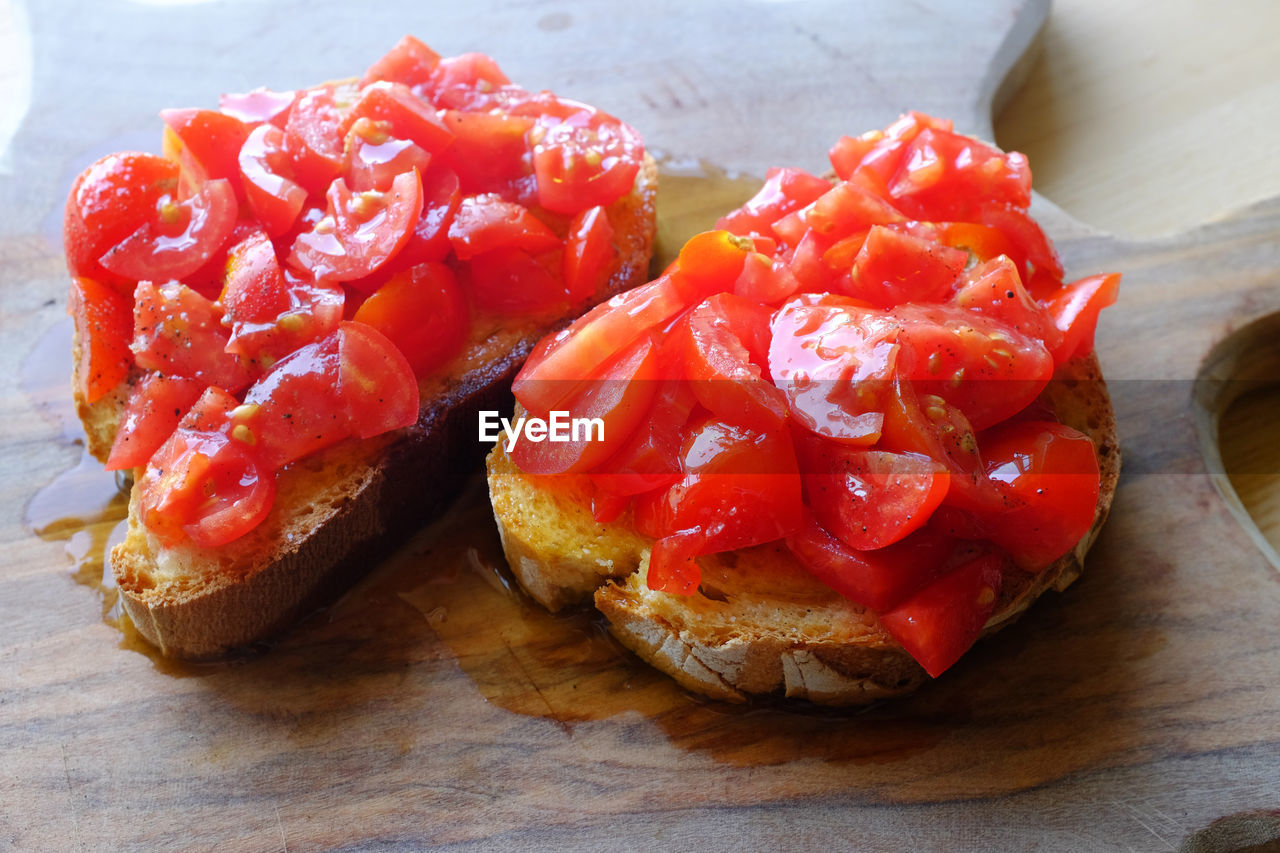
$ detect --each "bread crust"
[486,352,1120,705]
[76,155,658,660]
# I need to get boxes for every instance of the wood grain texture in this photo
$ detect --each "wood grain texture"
[3,1,1280,851]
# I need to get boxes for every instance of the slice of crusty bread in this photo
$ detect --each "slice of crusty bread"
[486,351,1119,704]
[75,155,657,660]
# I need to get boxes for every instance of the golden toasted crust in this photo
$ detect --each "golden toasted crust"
[74,155,658,660]
[486,352,1119,705]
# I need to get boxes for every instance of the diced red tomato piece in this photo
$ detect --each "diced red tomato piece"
[68,277,134,404]
[447,194,560,260]
[952,255,1061,351]
[136,387,275,548]
[335,321,420,438]
[439,110,535,197]
[284,83,354,195]
[221,230,343,366]
[64,152,180,285]
[734,251,800,306]
[969,419,1102,570]
[219,87,295,127]
[787,514,958,611]
[847,224,968,307]
[160,108,250,198]
[1043,272,1120,363]
[338,82,454,156]
[794,436,949,551]
[530,108,644,214]
[768,294,897,445]
[239,123,307,236]
[353,262,469,376]
[676,292,786,433]
[361,35,441,90]
[423,52,512,110]
[343,117,432,193]
[892,302,1054,431]
[562,206,616,303]
[382,164,462,271]
[879,552,1005,677]
[466,246,565,314]
[288,170,422,283]
[99,178,239,283]
[238,334,348,469]
[716,167,833,238]
[132,281,256,393]
[105,374,206,471]
[635,419,804,594]
[512,335,660,475]
[513,274,688,413]
[590,379,698,515]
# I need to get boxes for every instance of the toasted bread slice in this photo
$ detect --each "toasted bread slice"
[486,352,1119,704]
[75,155,657,660]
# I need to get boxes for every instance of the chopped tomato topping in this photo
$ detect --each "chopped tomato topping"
[66,36,647,547]
[505,112,1119,679]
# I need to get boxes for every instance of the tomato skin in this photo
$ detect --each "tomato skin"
[99,178,239,283]
[219,87,296,127]
[239,334,348,469]
[284,84,353,195]
[361,35,441,90]
[64,152,180,285]
[335,321,420,439]
[562,206,616,303]
[137,386,275,548]
[715,167,833,238]
[513,274,687,413]
[338,81,455,156]
[68,277,134,404]
[531,108,644,214]
[447,194,560,260]
[636,419,804,595]
[512,335,659,476]
[879,552,1005,678]
[160,108,250,197]
[105,373,206,471]
[439,110,535,196]
[880,378,1003,514]
[677,292,787,433]
[131,281,257,393]
[466,246,565,314]
[239,123,307,237]
[1043,272,1120,363]
[970,419,1101,570]
[424,52,512,110]
[221,230,344,366]
[952,255,1060,351]
[352,262,468,376]
[768,294,896,445]
[787,514,958,611]
[288,170,423,283]
[795,436,950,551]
[381,165,461,271]
[847,224,968,307]
[892,302,1054,431]
[343,118,432,193]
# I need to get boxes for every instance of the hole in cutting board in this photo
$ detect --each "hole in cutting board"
[1192,312,1280,571]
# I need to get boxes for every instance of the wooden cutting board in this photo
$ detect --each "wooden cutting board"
[4,1,1280,849]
